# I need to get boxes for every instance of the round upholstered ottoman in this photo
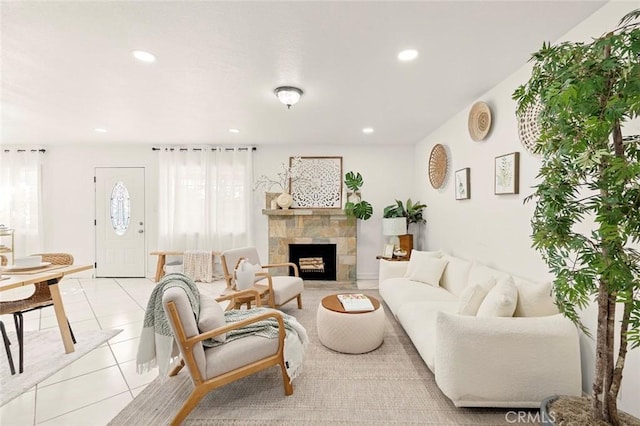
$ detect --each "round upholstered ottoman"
[316,294,385,354]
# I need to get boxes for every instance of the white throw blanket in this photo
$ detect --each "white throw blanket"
[183,250,214,282]
[136,273,200,377]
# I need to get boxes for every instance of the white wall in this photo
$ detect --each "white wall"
[41,144,159,274]
[35,142,414,281]
[414,1,639,416]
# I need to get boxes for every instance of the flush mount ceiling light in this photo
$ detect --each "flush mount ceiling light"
[362,127,374,134]
[274,86,303,109]
[398,49,418,62]
[228,128,240,133]
[94,128,107,133]
[132,50,156,63]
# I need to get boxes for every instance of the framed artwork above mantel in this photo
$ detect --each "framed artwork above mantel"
[290,156,343,208]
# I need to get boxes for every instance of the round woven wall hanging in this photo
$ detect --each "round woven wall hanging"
[517,98,543,156]
[428,144,447,189]
[468,101,492,141]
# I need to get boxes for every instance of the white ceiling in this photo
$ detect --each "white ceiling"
[1,1,606,147]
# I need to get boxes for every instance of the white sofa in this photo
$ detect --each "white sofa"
[378,250,582,408]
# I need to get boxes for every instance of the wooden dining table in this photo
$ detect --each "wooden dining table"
[0,263,93,354]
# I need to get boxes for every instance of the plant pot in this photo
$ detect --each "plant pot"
[235,270,255,290]
[276,192,293,209]
[540,395,558,426]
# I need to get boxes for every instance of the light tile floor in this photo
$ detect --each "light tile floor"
[0,277,378,425]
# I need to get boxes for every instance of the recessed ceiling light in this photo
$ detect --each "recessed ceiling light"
[362,127,374,134]
[228,128,240,133]
[132,50,156,63]
[398,49,418,62]
[94,128,107,133]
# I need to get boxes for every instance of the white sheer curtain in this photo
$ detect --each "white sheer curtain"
[0,149,44,257]
[157,147,253,251]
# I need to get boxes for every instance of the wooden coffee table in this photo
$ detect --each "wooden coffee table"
[316,293,385,354]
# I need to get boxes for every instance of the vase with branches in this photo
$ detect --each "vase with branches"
[513,9,640,425]
[254,157,305,209]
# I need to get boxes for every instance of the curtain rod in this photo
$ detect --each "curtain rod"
[2,149,46,153]
[152,147,256,152]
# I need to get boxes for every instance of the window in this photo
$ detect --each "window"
[157,147,253,250]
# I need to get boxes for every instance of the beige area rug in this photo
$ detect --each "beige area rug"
[110,289,523,425]
[0,328,122,406]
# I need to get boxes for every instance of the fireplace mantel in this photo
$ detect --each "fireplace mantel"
[261,208,347,217]
[262,208,356,283]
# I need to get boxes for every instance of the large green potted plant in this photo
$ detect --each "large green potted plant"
[382,198,427,231]
[344,171,373,220]
[513,9,640,425]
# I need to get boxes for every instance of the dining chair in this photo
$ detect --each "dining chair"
[162,286,293,425]
[220,247,303,309]
[0,252,76,373]
[1,320,16,375]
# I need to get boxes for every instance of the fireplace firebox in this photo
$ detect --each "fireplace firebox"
[289,244,337,281]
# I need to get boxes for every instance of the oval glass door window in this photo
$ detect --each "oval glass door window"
[110,181,131,236]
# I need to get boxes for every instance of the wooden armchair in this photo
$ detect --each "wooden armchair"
[162,287,293,425]
[0,253,75,373]
[220,247,303,309]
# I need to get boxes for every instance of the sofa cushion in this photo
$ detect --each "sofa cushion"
[198,295,227,342]
[404,250,442,279]
[468,262,510,285]
[513,278,559,317]
[407,257,449,287]
[457,277,496,316]
[396,301,458,371]
[477,276,518,317]
[379,278,457,314]
[440,255,472,297]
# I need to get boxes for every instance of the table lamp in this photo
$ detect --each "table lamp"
[382,217,412,258]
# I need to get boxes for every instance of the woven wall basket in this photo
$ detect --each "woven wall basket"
[468,101,492,141]
[428,144,447,189]
[517,99,543,156]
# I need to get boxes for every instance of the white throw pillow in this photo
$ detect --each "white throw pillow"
[476,276,518,317]
[198,296,226,342]
[404,249,442,279]
[457,277,496,316]
[513,278,559,317]
[440,255,472,296]
[407,257,449,287]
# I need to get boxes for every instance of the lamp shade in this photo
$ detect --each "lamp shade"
[382,217,407,236]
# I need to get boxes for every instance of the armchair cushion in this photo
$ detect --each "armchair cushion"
[205,334,279,378]
[256,276,304,306]
[198,296,226,342]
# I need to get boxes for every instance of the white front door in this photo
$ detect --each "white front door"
[95,167,145,277]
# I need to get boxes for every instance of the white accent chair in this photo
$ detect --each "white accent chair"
[221,247,304,309]
[162,287,293,425]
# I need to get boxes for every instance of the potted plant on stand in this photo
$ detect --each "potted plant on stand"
[382,199,426,258]
[513,9,640,425]
[343,171,373,220]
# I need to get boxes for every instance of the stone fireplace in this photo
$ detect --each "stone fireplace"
[263,207,356,284]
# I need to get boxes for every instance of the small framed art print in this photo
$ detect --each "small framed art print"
[383,244,395,258]
[455,168,470,200]
[494,152,519,195]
